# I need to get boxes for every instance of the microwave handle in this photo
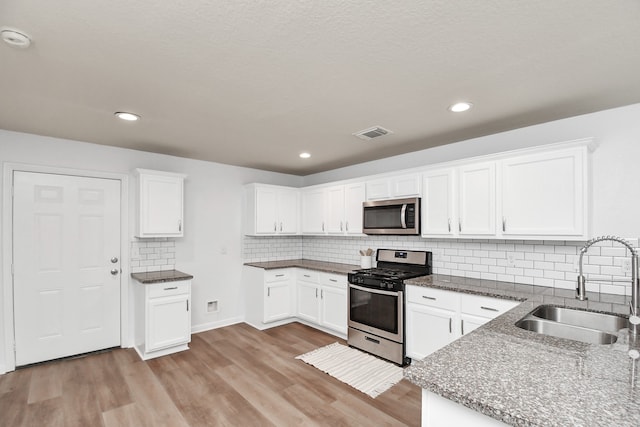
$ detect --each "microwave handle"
[400,204,407,229]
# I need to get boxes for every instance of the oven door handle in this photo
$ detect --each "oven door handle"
[349,283,399,296]
[400,204,407,229]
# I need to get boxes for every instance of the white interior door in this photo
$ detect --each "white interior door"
[13,171,121,366]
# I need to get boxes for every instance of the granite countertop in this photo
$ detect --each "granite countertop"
[404,275,639,426]
[131,269,194,284]
[244,259,359,275]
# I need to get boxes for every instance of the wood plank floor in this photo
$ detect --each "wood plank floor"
[0,322,421,426]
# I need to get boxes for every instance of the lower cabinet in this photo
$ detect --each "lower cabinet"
[134,279,192,360]
[296,269,348,336]
[244,267,295,329]
[406,285,519,360]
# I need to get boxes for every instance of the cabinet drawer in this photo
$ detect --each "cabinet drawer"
[148,280,190,298]
[297,269,319,283]
[406,286,458,311]
[460,294,519,318]
[319,272,346,288]
[265,269,291,282]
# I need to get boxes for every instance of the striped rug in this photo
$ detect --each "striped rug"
[295,342,404,398]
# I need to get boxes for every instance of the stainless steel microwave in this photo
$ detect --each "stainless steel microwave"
[362,197,420,235]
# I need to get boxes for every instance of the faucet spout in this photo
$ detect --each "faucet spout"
[577,235,640,336]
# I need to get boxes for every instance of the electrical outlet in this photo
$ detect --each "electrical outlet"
[622,258,632,274]
[507,253,516,267]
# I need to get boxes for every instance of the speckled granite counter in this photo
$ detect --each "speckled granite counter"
[131,269,194,284]
[404,274,639,426]
[244,259,359,275]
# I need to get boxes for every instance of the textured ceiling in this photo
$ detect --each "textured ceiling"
[1,1,640,175]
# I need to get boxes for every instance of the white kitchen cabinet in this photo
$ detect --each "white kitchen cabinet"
[301,187,327,234]
[422,162,495,238]
[460,293,519,336]
[303,183,365,235]
[405,286,459,360]
[135,169,186,238]
[244,184,299,235]
[499,146,587,239]
[244,267,295,329]
[422,168,456,236]
[134,280,191,360]
[366,173,421,200]
[405,285,520,360]
[297,271,321,323]
[458,161,496,236]
[296,269,347,336]
[327,183,366,235]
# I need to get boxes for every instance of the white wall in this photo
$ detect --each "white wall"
[0,129,302,372]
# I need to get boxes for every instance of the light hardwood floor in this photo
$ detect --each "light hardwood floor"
[0,322,421,426]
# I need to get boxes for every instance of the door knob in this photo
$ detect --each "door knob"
[110,269,119,275]
[111,257,118,263]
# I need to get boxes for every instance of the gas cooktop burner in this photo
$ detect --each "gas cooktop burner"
[353,267,424,281]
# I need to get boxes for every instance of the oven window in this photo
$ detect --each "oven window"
[349,287,398,334]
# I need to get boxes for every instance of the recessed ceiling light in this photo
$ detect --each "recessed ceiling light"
[114,112,140,121]
[299,152,311,159]
[1,29,32,48]
[448,102,473,113]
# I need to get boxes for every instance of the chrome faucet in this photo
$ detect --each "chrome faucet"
[577,236,640,336]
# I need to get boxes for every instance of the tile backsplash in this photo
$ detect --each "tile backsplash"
[243,235,638,296]
[130,238,176,273]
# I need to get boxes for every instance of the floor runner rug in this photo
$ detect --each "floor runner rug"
[295,342,404,398]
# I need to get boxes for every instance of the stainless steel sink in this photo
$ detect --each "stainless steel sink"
[515,305,627,345]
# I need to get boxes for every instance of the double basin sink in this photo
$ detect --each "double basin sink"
[516,305,627,345]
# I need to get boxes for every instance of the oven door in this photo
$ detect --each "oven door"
[348,284,403,343]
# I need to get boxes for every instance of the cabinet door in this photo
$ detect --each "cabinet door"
[460,314,487,336]
[326,186,346,233]
[320,286,347,334]
[344,183,365,235]
[139,173,184,237]
[297,281,320,323]
[147,294,190,352]
[366,179,390,200]
[392,174,421,197]
[458,162,495,235]
[277,189,299,234]
[500,148,585,237]
[255,186,279,234]
[406,304,457,360]
[302,189,326,233]
[422,169,455,236]
[264,281,293,323]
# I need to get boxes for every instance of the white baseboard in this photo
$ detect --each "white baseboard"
[191,316,244,334]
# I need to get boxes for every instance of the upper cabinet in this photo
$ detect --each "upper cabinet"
[135,169,186,238]
[302,182,366,235]
[366,173,421,200]
[422,162,495,238]
[244,184,299,236]
[499,146,587,239]
[421,142,590,240]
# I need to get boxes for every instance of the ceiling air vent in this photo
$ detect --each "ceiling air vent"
[353,126,394,141]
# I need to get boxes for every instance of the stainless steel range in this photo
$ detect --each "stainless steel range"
[347,249,432,366]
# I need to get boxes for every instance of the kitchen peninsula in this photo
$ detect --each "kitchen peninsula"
[404,274,640,427]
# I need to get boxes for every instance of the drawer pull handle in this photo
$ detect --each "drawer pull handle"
[329,279,338,283]
[449,318,452,333]
[275,274,285,277]
[164,286,178,291]
[480,306,499,312]
[365,336,380,345]
[461,319,464,335]
[422,296,436,300]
